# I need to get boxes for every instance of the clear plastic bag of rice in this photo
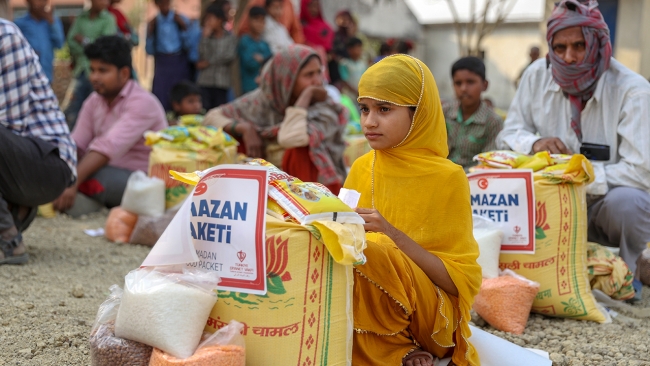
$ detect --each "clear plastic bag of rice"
[114,267,220,359]
[89,285,152,366]
[149,320,246,366]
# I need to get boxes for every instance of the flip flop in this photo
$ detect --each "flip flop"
[0,232,29,265]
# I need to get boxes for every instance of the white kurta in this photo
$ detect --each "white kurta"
[497,58,650,193]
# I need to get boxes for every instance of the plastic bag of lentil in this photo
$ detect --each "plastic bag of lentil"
[473,269,540,335]
[89,285,153,366]
[149,320,246,366]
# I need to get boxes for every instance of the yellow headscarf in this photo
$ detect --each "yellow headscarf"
[345,55,481,365]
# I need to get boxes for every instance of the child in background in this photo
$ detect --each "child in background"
[64,0,117,128]
[14,0,65,83]
[238,6,272,94]
[196,3,236,110]
[146,0,193,111]
[372,42,391,65]
[263,0,293,54]
[338,37,367,98]
[108,0,138,46]
[442,56,503,170]
[169,80,204,125]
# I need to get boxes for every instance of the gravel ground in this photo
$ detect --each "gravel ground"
[1,213,649,366]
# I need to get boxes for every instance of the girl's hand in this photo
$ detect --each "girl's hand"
[355,208,396,235]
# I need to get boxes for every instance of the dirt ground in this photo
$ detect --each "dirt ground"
[1,213,649,366]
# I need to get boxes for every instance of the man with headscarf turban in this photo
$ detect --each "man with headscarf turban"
[497,0,650,301]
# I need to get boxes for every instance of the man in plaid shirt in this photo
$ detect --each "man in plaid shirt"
[0,19,77,265]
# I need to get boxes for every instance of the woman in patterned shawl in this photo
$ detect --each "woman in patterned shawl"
[204,44,347,193]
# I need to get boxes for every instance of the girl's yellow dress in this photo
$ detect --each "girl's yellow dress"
[345,55,482,366]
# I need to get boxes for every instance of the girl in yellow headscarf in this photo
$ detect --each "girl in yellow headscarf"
[346,55,482,365]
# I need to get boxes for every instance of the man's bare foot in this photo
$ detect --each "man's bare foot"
[403,350,435,366]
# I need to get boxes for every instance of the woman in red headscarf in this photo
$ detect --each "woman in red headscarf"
[300,0,334,52]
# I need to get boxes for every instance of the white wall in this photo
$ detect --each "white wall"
[614,0,650,79]
[420,22,543,109]
[320,0,421,40]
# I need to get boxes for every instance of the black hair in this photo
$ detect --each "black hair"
[392,40,411,54]
[170,80,201,105]
[379,42,391,56]
[346,37,362,49]
[451,56,486,80]
[301,54,321,69]
[84,36,132,72]
[265,0,282,7]
[249,6,266,18]
[205,2,227,21]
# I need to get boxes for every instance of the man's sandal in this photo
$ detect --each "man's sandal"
[403,350,437,366]
[0,233,28,265]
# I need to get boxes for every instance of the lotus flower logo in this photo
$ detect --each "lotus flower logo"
[536,201,551,239]
[266,235,292,295]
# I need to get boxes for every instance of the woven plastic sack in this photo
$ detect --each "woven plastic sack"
[148,144,237,209]
[89,285,152,366]
[150,320,245,366]
[500,154,609,322]
[105,207,138,243]
[205,216,353,366]
[473,269,540,334]
[114,267,220,359]
[121,171,165,218]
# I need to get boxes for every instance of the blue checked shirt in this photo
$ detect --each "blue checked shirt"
[0,20,77,182]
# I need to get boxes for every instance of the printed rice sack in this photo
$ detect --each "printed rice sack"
[205,216,352,366]
[149,145,237,209]
[499,154,609,322]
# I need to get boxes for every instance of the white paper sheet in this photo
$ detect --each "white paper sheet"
[338,188,361,209]
[141,194,199,267]
[438,327,551,366]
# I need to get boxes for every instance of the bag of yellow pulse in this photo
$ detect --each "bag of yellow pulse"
[474,150,530,169]
[178,114,204,127]
[518,151,553,172]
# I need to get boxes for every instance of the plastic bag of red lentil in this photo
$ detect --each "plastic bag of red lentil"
[473,269,540,335]
[149,320,245,366]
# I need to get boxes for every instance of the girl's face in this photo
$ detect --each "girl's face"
[359,98,414,150]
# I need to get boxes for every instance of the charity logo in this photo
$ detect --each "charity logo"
[237,250,247,263]
[194,182,208,196]
[477,178,489,190]
[514,226,521,234]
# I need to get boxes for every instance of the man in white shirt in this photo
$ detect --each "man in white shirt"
[497,0,650,298]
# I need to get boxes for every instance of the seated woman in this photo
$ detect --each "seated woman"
[204,45,346,194]
[347,55,482,365]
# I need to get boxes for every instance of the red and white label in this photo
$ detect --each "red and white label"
[468,169,535,254]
